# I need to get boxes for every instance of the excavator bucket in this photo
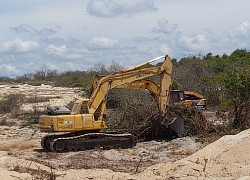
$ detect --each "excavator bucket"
[167,117,184,138]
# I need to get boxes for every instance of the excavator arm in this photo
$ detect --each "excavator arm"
[115,79,160,101]
[88,55,172,115]
[92,77,161,109]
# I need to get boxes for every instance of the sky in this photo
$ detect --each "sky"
[1,0,250,78]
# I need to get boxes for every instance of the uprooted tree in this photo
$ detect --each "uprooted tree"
[105,89,229,142]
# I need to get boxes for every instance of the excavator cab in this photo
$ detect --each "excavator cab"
[169,90,185,104]
[170,90,207,109]
[71,99,89,115]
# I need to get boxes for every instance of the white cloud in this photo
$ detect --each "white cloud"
[46,44,67,55]
[0,64,19,77]
[0,37,40,53]
[134,36,151,42]
[230,22,250,35]
[225,22,250,47]
[158,43,173,55]
[88,36,120,49]
[45,44,84,60]
[0,64,16,72]
[87,0,157,17]
[13,24,57,36]
[41,37,67,46]
[150,18,236,56]
[180,33,211,52]
[152,18,179,35]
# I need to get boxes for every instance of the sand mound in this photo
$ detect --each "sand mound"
[1,129,250,179]
[56,129,250,179]
[139,128,250,179]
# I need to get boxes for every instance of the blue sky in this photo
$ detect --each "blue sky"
[0,0,250,77]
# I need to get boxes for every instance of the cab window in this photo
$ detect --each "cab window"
[170,91,185,104]
[72,103,79,113]
[81,101,89,114]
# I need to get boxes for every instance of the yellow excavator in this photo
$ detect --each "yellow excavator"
[39,55,183,152]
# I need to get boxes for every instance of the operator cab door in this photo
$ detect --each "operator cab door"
[73,101,94,129]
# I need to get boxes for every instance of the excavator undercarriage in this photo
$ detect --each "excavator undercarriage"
[42,132,136,153]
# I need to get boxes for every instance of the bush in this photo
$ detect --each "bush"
[0,117,16,126]
[0,94,23,117]
[105,89,159,133]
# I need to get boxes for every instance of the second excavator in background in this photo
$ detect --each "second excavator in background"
[170,90,207,109]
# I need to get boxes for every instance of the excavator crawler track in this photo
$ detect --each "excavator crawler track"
[41,132,77,151]
[43,133,136,152]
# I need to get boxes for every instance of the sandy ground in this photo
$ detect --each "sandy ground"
[0,124,204,179]
[0,83,250,180]
[0,128,250,180]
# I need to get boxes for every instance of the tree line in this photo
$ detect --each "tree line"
[1,49,250,130]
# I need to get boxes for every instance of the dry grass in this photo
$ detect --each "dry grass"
[165,144,195,156]
[6,160,56,180]
[0,141,38,155]
[185,148,194,155]
[0,118,17,126]
[0,93,57,121]
[167,150,183,156]
[25,96,51,103]
[153,145,169,152]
